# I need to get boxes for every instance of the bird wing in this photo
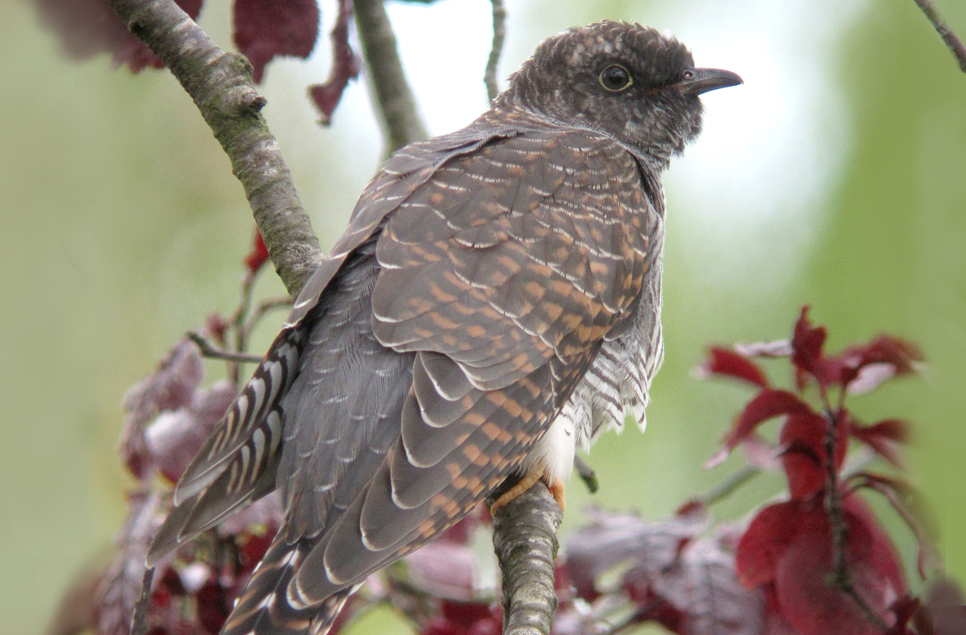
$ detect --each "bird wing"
[146,120,521,567]
[284,125,659,609]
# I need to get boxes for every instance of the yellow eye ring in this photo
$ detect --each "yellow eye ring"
[599,64,633,92]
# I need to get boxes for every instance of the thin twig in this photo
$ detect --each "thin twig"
[824,408,889,631]
[129,567,155,635]
[694,464,761,507]
[188,331,264,364]
[353,0,428,152]
[574,456,599,493]
[243,296,295,336]
[484,0,507,102]
[489,483,562,635]
[229,270,259,383]
[912,0,966,73]
[104,0,323,297]
[589,600,662,635]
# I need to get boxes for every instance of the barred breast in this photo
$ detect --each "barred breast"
[524,183,666,485]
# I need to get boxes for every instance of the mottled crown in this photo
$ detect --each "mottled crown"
[498,21,704,167]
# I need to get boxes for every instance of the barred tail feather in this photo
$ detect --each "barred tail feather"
[222,533,350,635]
[147,326,307,566]
[176,327,306,504]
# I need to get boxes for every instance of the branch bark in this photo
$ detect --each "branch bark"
[490,484,563,635]
[353,0,428,152]
[484,0,507,102]
[105,0,323,297]
[912,0,966,73]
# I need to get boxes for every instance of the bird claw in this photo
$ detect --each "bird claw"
[488,469,566,514]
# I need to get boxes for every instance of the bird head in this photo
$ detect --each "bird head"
[499,21,742,168]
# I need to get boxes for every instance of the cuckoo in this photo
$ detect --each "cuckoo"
[146,20,741,635]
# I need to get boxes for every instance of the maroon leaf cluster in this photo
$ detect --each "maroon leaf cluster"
[100,335,283,635]
[557,507,765,635]
[309,0,362,125]
[35,0,203,72]
[36,0,360,121]
[233,0,319,83]
[242,228,270,275]
[700,306,935,635]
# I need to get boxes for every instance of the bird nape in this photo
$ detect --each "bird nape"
[146,20,741,635]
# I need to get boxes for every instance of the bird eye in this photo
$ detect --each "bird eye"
[599,64,633,92]
[682,69,695,80]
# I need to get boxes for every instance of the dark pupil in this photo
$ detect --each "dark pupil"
[602,66,629,89]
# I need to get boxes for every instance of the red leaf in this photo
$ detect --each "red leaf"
[851,418,910,467]
[821,335,924,392]
[735,501,804,588]
[121,337,204,478]
[95,493,163,635]
[309,0,361,125]
[564,508,706,602]
[697,347,770,390]
[36,0,203,73]
[886,595,922,635]
[740,495,906,635]
[233,0,320,83]
[145,380,236,483]
[778,411,848,499]
[243,229,270,274]
[790,306,827,382]
[723,389,814,452]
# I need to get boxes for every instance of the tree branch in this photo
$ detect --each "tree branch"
[484,0,507,102]
[824,409,889,631]
[353,0,428,152]
[912,0,966,73]
[104,0,323,297]
[490,483,563,635]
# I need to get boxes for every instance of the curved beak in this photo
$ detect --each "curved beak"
[678,68,743,95]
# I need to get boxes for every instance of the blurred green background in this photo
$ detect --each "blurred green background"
[1,0,963,633]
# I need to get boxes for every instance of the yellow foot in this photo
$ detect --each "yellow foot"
[489,469,566,514]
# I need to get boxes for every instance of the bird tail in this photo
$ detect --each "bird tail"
[145,324,308,567]
[222,531,350,635]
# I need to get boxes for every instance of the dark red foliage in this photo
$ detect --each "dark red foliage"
[233,0,320,83]
[309,0,362,125]
[779,411,848,499]
[790,306,828,385]
[421,601,502,635]
[737,495,906,635]
[707,389,813,467]
[144,380,237,483]
[561,508,765,635]
[852,418,910,467]
[195,580,232,634]
[121,337,204,479]
[243,229,270,274]
[697,307,936,635]
[698,346,771,389]
[35,0,203,73]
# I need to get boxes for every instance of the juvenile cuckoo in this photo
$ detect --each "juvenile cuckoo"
[147,20,741,635]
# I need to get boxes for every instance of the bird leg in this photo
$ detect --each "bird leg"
[489,466,566,514]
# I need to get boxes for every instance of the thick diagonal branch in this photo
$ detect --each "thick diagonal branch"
[105,0,322,297]
[490,483,563,635]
